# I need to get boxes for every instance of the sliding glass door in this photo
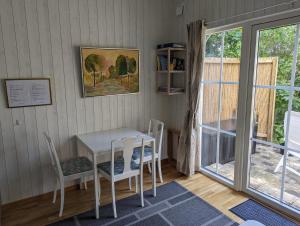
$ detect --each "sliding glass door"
[200,27,242,183]
[245,17,300,214]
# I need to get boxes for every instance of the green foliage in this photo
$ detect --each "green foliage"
[116,55,128,76]
[206,28,242,58]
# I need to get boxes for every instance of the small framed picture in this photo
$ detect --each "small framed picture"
[4,78,52,108]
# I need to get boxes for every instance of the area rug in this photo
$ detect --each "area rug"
[50,181,238,226]
[230,199,298,226]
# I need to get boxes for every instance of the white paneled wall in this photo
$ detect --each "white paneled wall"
[0,0,175,204]
[169,0,300,132]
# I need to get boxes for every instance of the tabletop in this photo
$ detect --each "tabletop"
[76,128,154,154]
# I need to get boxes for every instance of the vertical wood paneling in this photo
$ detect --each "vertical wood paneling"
[137,0,144,131]
[48,0,70,159]
[0,17,10,201]
[59,0,78,155]
[69,0,87,136]
[114,0,125,129]
[1,0,33,199]
[79,0,95,134]
[0,0,173,203]
[12,0,35,197]
[0,1,21,202]
[143,0,150,130]
[37,0,57,193]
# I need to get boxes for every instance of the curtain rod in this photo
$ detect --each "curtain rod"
[203,0,299,27]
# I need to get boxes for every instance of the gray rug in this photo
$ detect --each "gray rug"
[50,181,238,226]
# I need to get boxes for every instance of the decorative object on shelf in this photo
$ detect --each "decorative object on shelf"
[156,46,186,95]
[4,78,52,108]
[157,55,168,71]
[80,47,139,97]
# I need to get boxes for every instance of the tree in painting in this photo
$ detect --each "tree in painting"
[128,57,137,75]
[116,55,128,86]
[85,54,106,87]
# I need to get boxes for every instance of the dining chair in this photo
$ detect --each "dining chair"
[44,132,94,217]
[129,119,164,189]
[97,136,145,218]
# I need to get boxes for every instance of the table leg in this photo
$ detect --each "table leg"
[93,154,99,219]
[152,140,156,197]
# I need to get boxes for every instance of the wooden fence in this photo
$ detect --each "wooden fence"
[202,57,278,141]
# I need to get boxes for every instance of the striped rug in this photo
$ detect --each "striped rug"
[50,181,237,226]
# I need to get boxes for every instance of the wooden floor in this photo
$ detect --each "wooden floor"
[1,162,298,226]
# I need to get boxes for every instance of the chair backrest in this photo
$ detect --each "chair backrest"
[148,119,164,156]
[111,136,144,177]
[43,132,64,179]
[284,111,300,154]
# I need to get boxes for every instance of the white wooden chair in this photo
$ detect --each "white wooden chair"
[129,119,164,189]
[97,136,145,218]
[274,111,300,177]
[44,133,94,217]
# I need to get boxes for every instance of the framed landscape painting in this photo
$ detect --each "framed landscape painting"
[80,47,139,97]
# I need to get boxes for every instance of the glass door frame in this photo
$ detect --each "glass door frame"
[199,26,244,189]
[241,15,300,219]
[201,10,300,219]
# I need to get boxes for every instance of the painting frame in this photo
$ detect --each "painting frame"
[80,47,140,98]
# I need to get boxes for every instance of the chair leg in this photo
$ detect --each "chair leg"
[84,177,87,190]
[111,181,117,218]
[140,174,144,207]
[135,176,138,193]
[53,179,58,204]
[98,177,101,203]
[129,177,132,190]
[147,162,152,174]
[59,180,64,217]
[158,159,163,183]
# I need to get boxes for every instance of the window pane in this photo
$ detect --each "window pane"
[203,33,223,82]
[256,25,297,87]
[202,84,219,127]
[222,28,242,83]
[201,128,217,171]
[220,84,238,132]
[249,142,283,200]
[205,33,223,57]
[218,133,235,181]
[252,88,289,145]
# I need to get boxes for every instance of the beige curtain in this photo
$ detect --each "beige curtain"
[176,20,206,176]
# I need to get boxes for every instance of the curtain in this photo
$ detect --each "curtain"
[176,20,206,176]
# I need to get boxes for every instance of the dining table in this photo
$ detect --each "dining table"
[76,128,156,219]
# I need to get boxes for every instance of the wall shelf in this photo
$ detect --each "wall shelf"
[156,47,186,95]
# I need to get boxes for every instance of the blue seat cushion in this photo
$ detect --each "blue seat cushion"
[61,156,93,176]
[97,157,140,175]
[132,146,153,160]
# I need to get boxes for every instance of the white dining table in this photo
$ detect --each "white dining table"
[76,128,156,219]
